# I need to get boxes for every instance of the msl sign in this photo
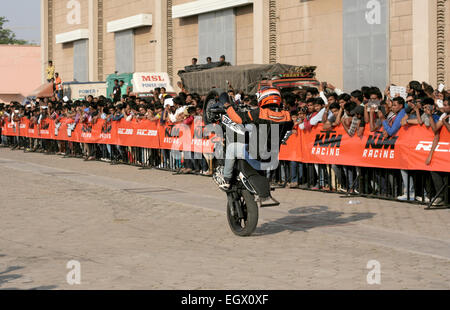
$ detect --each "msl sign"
[132,72,174,93]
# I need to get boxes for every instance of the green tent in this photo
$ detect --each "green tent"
[106,73,133,98]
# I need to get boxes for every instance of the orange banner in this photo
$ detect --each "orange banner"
[157,119,217,153]
[278,124,450,172]
[2,117,449,172]
[115,119,159,149]
[2,117,216,153]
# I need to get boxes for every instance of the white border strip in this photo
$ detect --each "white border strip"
[106,14,153,33]
[55,29,89,44]
[172,0,253,19]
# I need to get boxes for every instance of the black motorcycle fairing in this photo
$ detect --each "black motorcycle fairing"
[236,160,271,199]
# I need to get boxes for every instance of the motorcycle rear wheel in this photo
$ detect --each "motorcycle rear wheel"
[227,189,259,237]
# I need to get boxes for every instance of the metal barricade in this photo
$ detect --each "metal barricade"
[1,133,448,208]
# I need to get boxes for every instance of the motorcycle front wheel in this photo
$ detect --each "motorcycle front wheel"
[227,189,259,237]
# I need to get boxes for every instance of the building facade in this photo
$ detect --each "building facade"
[0,45,41,103]
[41,0,449,92]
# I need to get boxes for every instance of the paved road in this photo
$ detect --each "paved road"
[0,147,449,290]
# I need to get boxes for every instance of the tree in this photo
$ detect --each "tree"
[0,16,28,45]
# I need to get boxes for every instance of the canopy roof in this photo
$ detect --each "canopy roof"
[179,63,297,95]
[28,83,54,98]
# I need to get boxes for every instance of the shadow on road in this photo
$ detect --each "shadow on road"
[254,205,376,236]
[2,285,59,290]
[0,256,58,290]
[0,266,25,287]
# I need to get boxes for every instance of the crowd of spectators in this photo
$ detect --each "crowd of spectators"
[278,80,449,206]
[0,78,449,206]
[0,85,212,174]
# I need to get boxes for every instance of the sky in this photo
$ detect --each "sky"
[1,0,41,44]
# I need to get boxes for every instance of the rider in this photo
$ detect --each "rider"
[220,88,293,190]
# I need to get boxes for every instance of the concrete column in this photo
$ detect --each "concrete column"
[40,0,49,83]
[253,0,270,64]
[155,0,168,72]
[88,0,99,81]
[412,0,437,85]
[428,0,437,86]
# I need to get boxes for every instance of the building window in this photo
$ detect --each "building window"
[73,39,89,82]
[343,0,388,92]
[115,29,135,74]
[198,8,236,65]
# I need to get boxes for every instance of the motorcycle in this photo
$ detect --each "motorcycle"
[205,100,283,237]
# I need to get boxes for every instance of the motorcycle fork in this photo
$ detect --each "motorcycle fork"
[229,191,245,219]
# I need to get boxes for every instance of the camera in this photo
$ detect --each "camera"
[368,99,381,112]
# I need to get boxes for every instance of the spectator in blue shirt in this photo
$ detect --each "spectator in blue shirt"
[379,96,406,137]
[378,96,413,200]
